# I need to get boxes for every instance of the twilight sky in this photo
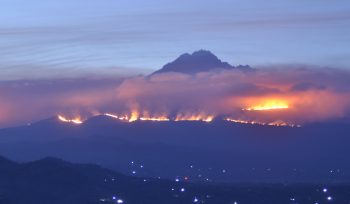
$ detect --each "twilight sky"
[1,0,350,80]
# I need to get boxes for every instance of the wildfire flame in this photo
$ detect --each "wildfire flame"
[175,113,214,122]
[104,112,170,122]
[104,111,214,122]
[58,115,83,124]
[139,111,170,122]
[104,113,127,120]
[129,110,139,122]
[243,100,289,111]
[57,114,300,127]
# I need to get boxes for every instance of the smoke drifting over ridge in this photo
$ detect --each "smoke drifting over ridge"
[0,66,350,127]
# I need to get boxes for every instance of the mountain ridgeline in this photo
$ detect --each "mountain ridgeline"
[151,50,252,75]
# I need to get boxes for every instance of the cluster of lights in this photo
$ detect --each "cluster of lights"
[99,196,124,203]
[112,196,124,204]
[99,173,340,204]
[323,188,333,202]
[129,160,146,176]
[289,188,334,204]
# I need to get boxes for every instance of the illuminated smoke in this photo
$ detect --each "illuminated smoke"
[0,67,350,127]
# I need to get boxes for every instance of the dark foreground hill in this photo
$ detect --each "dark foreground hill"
[0,156,349,204]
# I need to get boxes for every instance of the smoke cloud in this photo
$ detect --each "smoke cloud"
[0,66,350,127]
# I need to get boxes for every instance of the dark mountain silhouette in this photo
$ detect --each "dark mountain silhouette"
[1,115,350,184]
[151,50,252,75]
[0,156,349,204]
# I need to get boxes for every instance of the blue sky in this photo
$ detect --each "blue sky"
[1,0,350,79]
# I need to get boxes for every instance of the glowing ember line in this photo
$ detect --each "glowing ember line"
[225,118,300,127]
[104,113,120,119]
[58,115,83,124]
[104,113,129,121]
[139,117,170,121]
[202,116,214,122]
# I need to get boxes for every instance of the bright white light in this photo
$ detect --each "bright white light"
[327,196,332,201]
[112,196,116,200]
[175,178,180,182]
[117,199,124,203]
[233,202,238,204]
[132,170,136,174]
[193,197,199,203]
[323,188,328,193]
[180,188,185,192]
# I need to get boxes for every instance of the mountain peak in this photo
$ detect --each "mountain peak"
[191,49,214,56]
[151,50,251,75]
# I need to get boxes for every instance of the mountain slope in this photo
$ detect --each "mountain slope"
[151,50,252,75]
[1,115,350,183]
